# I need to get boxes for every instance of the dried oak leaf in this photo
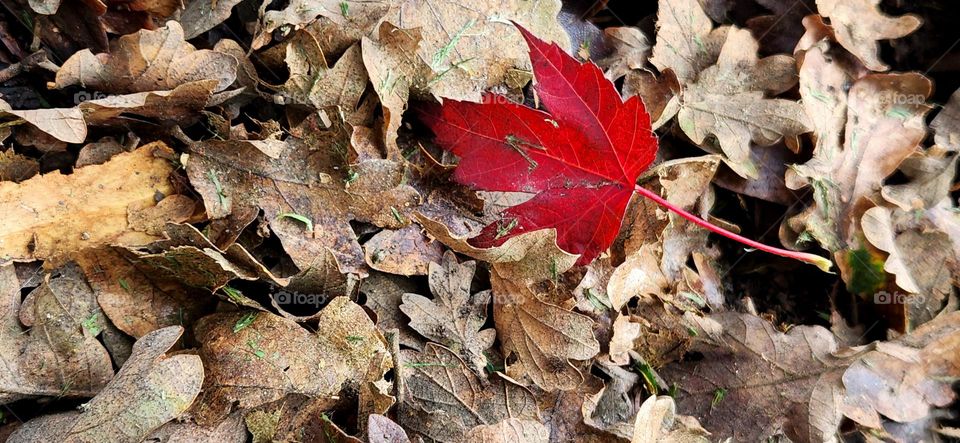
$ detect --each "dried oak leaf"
[677,27,811,179]
[400,251,495,375]
[0,142,175,263]
[185,114,419,276]
[0,99,86,143]
[649,0,728,84]
[0,264,113,403]
[193,298,391,425]
[7,326,203,443]
[55,21,237,94]
[661,312,848,442]
[399,343,540,442]
[364,225,444,276]
[815,0,921,71]
[490,270,600,391]
[78,80,223,127]
[785,42,932,259]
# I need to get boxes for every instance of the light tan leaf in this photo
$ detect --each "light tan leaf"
[649,0,728,84]
[400,251,495,375]
[55,21,237,94]
[631,395,710,443]
[0,142,175,263]
[256,0,396,50]
[815,0,921,71]
[465,418,550,443]
[599,27,650,81]
[8,326,203,443]
[399,343,540,442]
[280,34,369,124]
[786,41,932,256]
[677,27,810,179]
[0,99,86,143]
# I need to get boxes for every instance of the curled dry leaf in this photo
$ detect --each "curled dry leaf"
[55,21,238,94]
[399,343,540,442]
[400,251,495,375]
[0,142,175,263]
[8,326,203,443]
[0,264,113,403]
[193,298,390,425]
[815,0,922,71]
[79,80,223,127]
[364,225,444,276]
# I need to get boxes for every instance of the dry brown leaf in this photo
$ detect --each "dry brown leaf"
[491,270,600,390]
[0,99,86,143]
[147,412,246,442]
[280,34,370,124]
[55,21,238,94]
[72,247,216,338]
[399,343,540,442]
[364,225,444,276]
[0,142,175,263]
[8,326,203,443]
[815,0,922,71]
[599,27,650,81]
[785,41,932,269]
[400,251,495,375]
[649,0,727,84]
[0,149,39,182]
[180,0,246,39]
[186,114,420,276]
[677,27,810,179]
[931,87,960,150]
[193,298,390,425]
[662,312,848,442]
[465,418,550,443]
[368,414,411,443]
[79,80,222,127]
[631,395,710,443]
[360,271,425,350]
[256,0,396,50]
[0,264,113,403]
[415,211,578,283]
[841,311,960,427]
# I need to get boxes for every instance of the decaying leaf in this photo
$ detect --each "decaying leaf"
[193,298,390,424]
[649,0,727,84]
[0,142,176,263]
[364,225,444,276]
[399,343,540,442]
[186,113,420,276]
[400,251,495,375]
[8,326,203,443]
[0,99,86,143]
[0,264,113,403]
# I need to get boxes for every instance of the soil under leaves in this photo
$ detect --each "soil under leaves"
[0,0,959,442]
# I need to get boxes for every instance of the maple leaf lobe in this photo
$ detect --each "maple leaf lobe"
[423,23,659,265]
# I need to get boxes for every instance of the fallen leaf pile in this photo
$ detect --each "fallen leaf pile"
[0,0,959,441]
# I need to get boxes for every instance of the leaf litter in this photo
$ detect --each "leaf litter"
[0,0,959,441]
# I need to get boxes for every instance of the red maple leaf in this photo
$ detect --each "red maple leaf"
[423,24,831,271]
